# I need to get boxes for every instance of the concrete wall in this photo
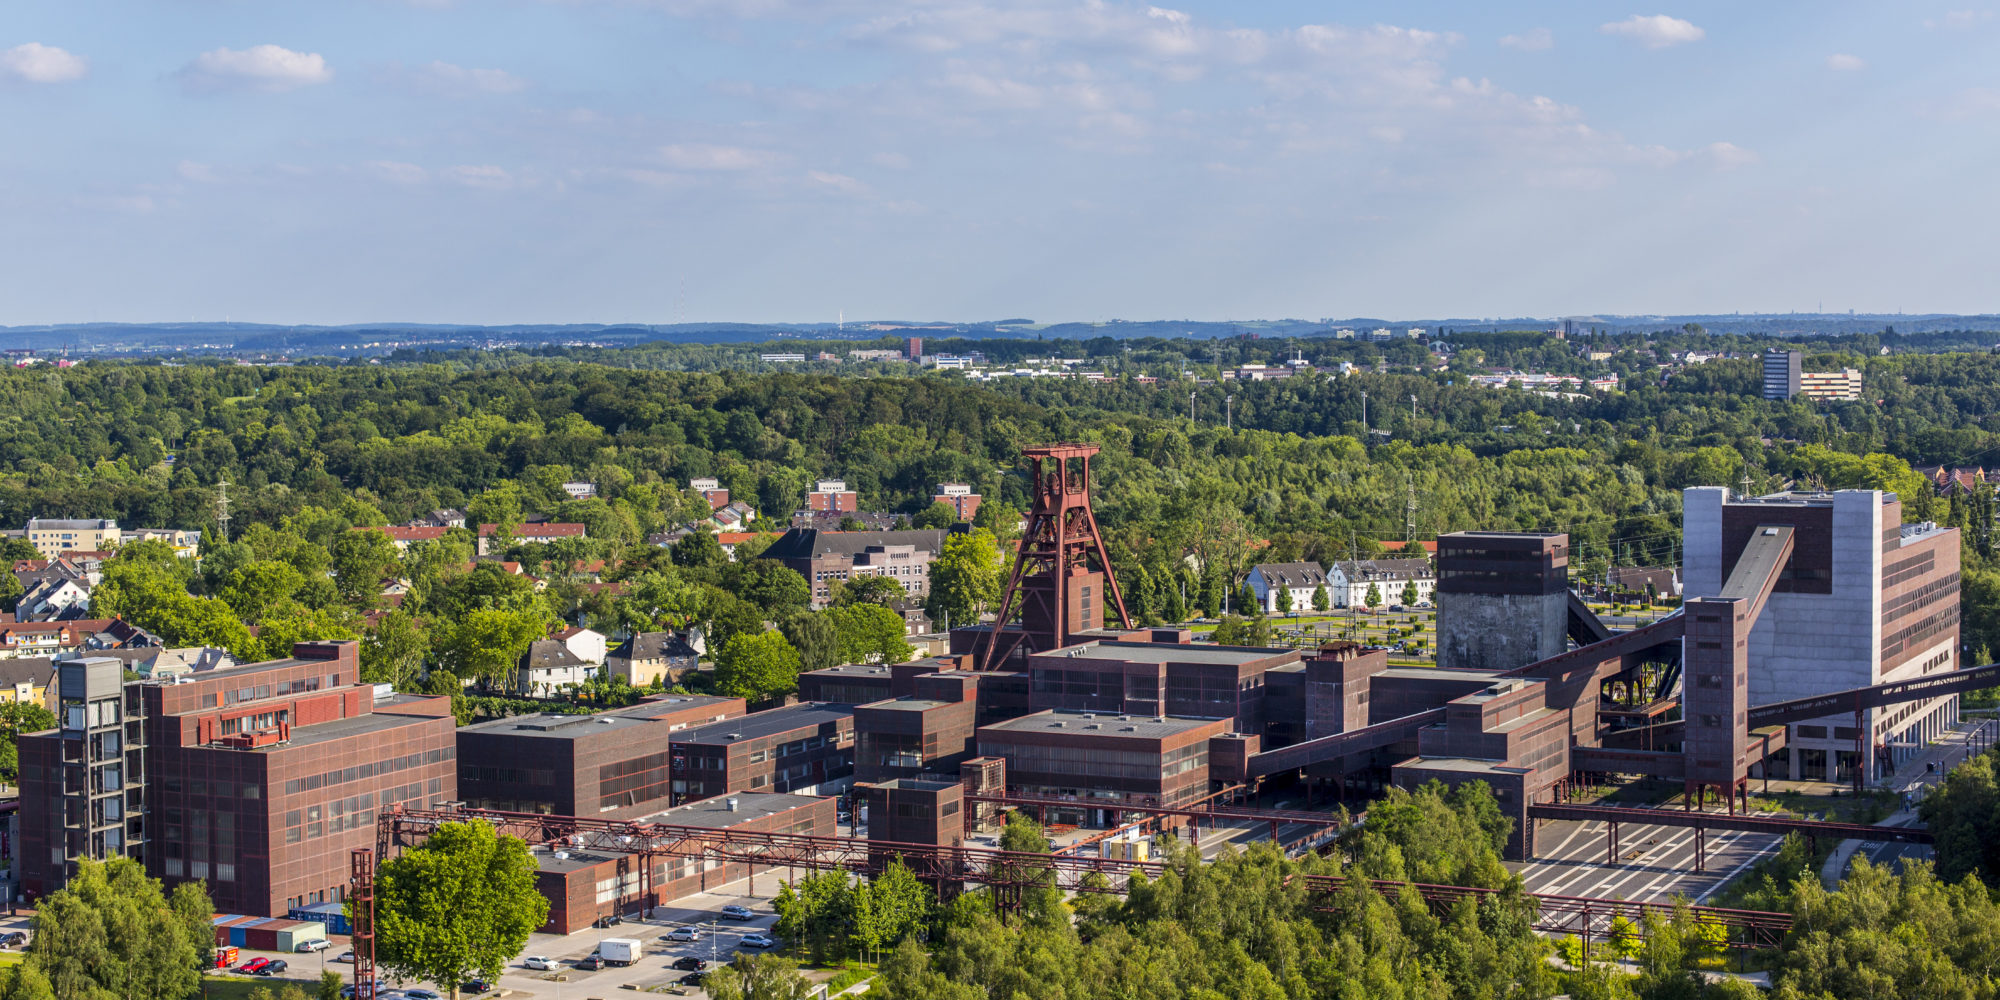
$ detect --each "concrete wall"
[1436,591,1566,671]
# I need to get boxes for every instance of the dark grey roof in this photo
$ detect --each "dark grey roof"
[609,631,697,662]
[1250,562,1327,587]
[0,657,55,687]
[674,703,855,746]
[459,711,656,739]
[519,639,587,671]
[760,528,947,562]
[1334,558,1434,582]
[606,695,741,722]
[979,710,1224,739]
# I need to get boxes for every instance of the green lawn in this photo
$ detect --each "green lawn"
[199,974,328,999]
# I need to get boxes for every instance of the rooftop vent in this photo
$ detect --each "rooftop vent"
[1120,726,1138,732]
[1047,721,1064,728]
[726,797,740,812]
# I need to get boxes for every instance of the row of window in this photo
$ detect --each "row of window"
[283,747,453,795]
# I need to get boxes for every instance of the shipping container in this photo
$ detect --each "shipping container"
[287,901,352,935]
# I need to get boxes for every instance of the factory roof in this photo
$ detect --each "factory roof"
[674,703,855,745]
[1040,640,1294,666]
[458,711,655,739]
[979,710,1224,739]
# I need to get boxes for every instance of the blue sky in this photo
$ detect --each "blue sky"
[2,1,1997,326]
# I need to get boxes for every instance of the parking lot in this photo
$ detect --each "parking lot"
[0,876,800,999]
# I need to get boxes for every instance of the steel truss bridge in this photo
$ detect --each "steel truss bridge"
[362,804,1794,955]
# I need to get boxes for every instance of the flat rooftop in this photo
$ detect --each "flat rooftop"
[1394,757,1534,775]
[979,710,1223,739]
[1041,641,1292,666]
[1378,667,1507,682]
[607,695,740,721]
[639,791,827,829]
[1725,490,1895,507]
[800,664,893,678]
[856,698,950,713]
[675,703,855,745]
[458,711,656,740]
[282,711,439,749]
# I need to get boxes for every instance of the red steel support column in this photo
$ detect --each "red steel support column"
[349,849,377,1000]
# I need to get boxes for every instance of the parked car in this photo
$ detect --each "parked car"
[238,958,271,975]
[297,938,331,952]
[256,960,289,976]
[593,914,623,928]
[678,971,707,986]
[719,904,755,920]
[0,932,27,947]
[523,956,558,971]
[672,956,710,971]
[339,981,382,999]
[662,927,702,942]
[574,955,605,971]
[461,980,493,995]
[403,990,443,1000]
[737,933,778,949]
[334,950,356,964]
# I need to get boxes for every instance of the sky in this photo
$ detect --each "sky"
[2,1,1998,326]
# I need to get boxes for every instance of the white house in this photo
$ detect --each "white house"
[1328,558,1436,608]
[551,625,608,667]
[1245,562,1330,615]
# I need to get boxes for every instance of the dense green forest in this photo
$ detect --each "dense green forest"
[8,349,2000,664]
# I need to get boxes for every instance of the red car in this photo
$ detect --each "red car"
[238,957,271,974]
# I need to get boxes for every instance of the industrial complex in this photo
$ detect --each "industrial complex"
[14,443,1998,959]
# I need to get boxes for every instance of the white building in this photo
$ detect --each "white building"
[1245,563,1330,614]
[1328,558,1436,608]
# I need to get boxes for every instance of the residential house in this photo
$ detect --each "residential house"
[932,484,982,522]
[354,525,450,552]
[789,511,899,532]
[604,631,701,688]
[1245,562,1330,614]
[561,482,598,500]
[24,519,120,558]
[0,657,57,712]
[477,522,587,556]
[1328,558,1436,608]
[690,477,730,510]
[550,625,608,667]
[126,528,201,557]
[415,509,467,529]
[759,528,948,608]
[13,577,92,621]
[0,620,115,658]
[805,480,859,514]
[512,639,597,697]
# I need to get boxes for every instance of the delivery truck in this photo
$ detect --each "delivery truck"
[596,938,642,967]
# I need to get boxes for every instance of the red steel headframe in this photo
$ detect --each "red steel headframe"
[349,848,378,999]
[976,444,1132,671]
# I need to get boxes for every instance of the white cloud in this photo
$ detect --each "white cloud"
[0,42,88,83]
[807,170,871,196]
[1703,141,1759,169]
[405,60,527,96]
[1826,53,1866,71]
[364,160,428,184]
[1924,9,1994,29]
[442,165,513,190]
[659,143,774,170]
[178,45,333,94]
[1499,28,1554,52]
[1599,15,1705,49]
